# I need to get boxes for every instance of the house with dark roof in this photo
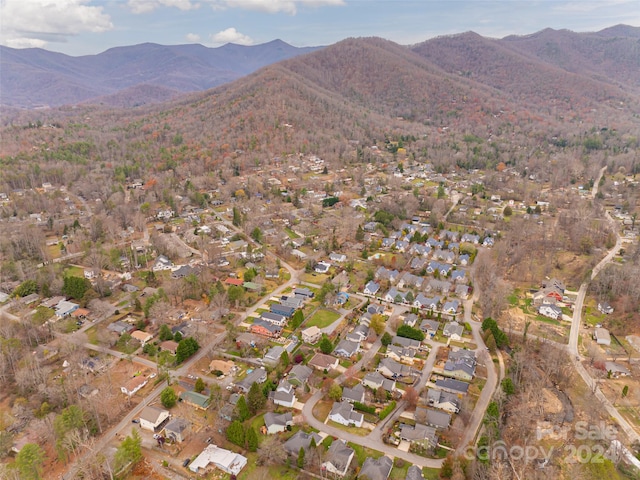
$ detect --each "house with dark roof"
[435,378,469,395]
[294,287,315,298]
[363,372,396,392]
[164,418,190,443]
[270,304,295,318]
[334,339,359,358]
[426,388,460,414]
[406,465,425,480]
[237,368,267,393]
[363,281,380,296]
[260,311,287,326]
[392,336,421,350]
[288,364,312,386]
[399,423,438,449]
[360,456,393,480]
[284,431,322,456]
[250,319,282,338]
[264,412,293,434]
[420,319,440,337]
[342,384,365,404]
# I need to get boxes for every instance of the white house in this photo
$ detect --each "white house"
[363,281,380,296]
[189,444,247,475]
[329,401,363,427]
[594,328,611,346]
[538,304,562,320]
[264,412,294,434]
[139,406,170,432]
[302,326,322,344]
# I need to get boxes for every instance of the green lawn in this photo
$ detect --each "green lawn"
[64,265,84,278]
[306,309,341,328]
[327,420,369,436]
[284,227,300,239]
[348,442,384,464]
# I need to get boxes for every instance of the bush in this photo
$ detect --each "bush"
[396,324,425,341]
[378,401,396,420]
[353,402,376,414]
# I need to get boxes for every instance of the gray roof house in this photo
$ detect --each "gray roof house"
[264,412,293,434]
[342,384,365,404]
[360,456,393,480]
[426,388,460,413]
[322,440,355,477]
[284,431,322,456]
[406,465,426,480]
[392,336,421,350]
[399,423,438,448]
[329,401,364,427]
[263,345,285,367]
[288,364,313,386]
[237,368,267,393]
[364,281,380,296]
[334,339,359,358]
[435,378,469,395]
[363,372,396,392]
[443,321,464,338]
[420,319,440,337]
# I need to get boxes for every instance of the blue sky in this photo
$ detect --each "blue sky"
[1,0,638,56]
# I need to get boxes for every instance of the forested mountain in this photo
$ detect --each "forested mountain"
[0,40,322,108]
[2,26,640,191]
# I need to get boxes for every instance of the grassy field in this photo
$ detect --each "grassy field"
[312,400,333,422]
[327,420,370,436]
[306,309,341,328]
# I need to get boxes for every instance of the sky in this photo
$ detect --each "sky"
[1,0,639,56]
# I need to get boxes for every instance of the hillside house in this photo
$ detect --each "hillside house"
[538,304,563,320]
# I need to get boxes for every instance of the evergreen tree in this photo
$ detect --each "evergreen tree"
[235,395,250,421]
[247,382,266,414]
[297,447,305,468]
[246,427,258,452]
[194,377,205,393]
[114,429,142,472]
[160,387,177,408]
[319,335,333,354]
[226,420,245,447]
[15,443,45,480]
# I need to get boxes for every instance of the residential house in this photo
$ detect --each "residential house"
[130,330,153,346]
[433,249,455,264]
[604,362,631,378]
[330,252,347,263]
[426,388,460,414]
[171,265,194,279]
[308,353,339,371]
[160,340,179,355]
[263,345,285,367]
[360,456,393,480]
[342,384,365,404]
[108,321,135,336]
[264,412,294,434]
[406,465,426,480]
[451,270,466,283]
[314,261,331,274]
[348,324,369,343]
[272,381,296,408]
[260,312,288,327]
[381,238,395,249]
[152,255,173,271]
[482,236,495,247]
[424,409,451,430]
[458,254,471,266]
[322,440,354,477]
[420,319,440,338]
[375,267,400,283]
[302,326,322,344]
[329,401,364,427]
[237,368,267,393]
[538,304,563,320]
[403,313,419,327]
[598,302,614,314]
[399,424,438,449]
[284,431,323,456]
[288,364,313,386]
[594,328,611,346]
[363,222,377,232]
[55,300,79,318]
[435,378,469,395]
[414,294,439,310]
[164,418,190,443]
[270,304,295,318]
[461,233,480,244]
[294,287,315,298]
[189,444,247,476]
[387,345,416,365]
[334,339,359,358]
[139,406,170,432]
[542,278,566,294]
[385,287,409,304]
[250,319,282,338]
[180,391,210,410]
[395,240,410,252]
[281,295,305,309]
[377,358,414,380]
[397,272,423,289]
[363,372,396,392]
[442,322,464,339]
[363,281,380,296]
[392,336,421,350]
[410,257,427,270]
[455,285,470,299]
[121,376,148,396]
[427,279,452,294]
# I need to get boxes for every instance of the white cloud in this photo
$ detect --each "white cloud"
[218,0,344,15]
[0,0,113,49]
[186,33,201,43]
[128,0,200,14]
[210,27,254,45]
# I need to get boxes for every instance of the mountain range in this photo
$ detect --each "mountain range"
[0,40,322,108]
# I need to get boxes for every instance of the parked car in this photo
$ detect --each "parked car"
[182,458,190,467]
